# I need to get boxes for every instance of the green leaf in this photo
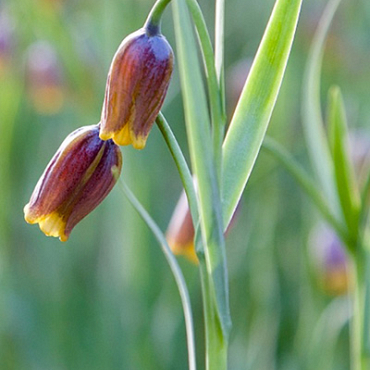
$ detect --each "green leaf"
[222,0,303,228]
[301,0,342,220]
[327,86,360,246]
[172,0,231,336]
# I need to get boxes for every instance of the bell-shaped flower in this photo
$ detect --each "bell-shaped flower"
[100,27,174,149]
[24,124,122,241]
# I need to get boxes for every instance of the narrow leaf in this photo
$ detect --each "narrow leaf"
[222,0,302,228]
[172,0,231,335]
[301,0,342,219]
[327,86,360,244]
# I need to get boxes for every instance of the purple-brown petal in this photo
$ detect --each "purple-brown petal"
[24,124,122,241]
[100,28,174,149]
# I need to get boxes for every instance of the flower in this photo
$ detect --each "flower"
[24,124,122,241]
[100,27,174,149]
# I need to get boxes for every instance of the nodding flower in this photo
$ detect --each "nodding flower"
[99,26,174,149]
[24,124,122,241]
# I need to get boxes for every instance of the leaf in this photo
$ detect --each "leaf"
[222,0,303,228]
[327,86,360,246]
[301,0,342,220]
[172,0,231,336]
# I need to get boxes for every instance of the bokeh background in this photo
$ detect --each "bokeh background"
[1,0,370,369]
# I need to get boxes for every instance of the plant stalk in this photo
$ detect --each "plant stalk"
[157,112,229,369]
[199,254,228,370]
[144,0,172,34]
[350,235,370,370]
[120,181,197,370]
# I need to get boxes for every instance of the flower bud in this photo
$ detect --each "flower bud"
[24,124,122,241]
[100,28,174,149]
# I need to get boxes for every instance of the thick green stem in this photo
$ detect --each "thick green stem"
[144,0,171,34]
[351,251,370,370]
[199,255,228,370]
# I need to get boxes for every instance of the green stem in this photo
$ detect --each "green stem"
[120,180,197,370]
[157,112,228,369]
[156,113,199,224]
[198,251,228,370]
[351,251,370,370]
[144,0,171,34]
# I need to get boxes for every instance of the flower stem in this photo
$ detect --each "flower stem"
[156,112,229,370]
[120,180,197,370]
[156,112,199,224]
[144,0,172,35]
[198,251,228,370]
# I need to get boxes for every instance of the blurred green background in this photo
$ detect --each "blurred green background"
[0,0,369,369]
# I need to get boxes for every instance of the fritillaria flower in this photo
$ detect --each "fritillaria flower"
[24,124,122,241]
[100,27,174,149]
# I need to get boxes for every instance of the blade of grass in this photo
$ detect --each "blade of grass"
[222,0,302,228]
[302,0,342,219]
[185,0,225,174]
[172,0,231,363]
[327,86,360,248]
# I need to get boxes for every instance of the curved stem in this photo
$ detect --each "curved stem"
[120,180,197,370]
[156,112,199,224]
[157,112,228,369]
[144,0,171,35]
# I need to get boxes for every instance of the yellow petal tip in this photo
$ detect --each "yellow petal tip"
[38,213,68,242]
